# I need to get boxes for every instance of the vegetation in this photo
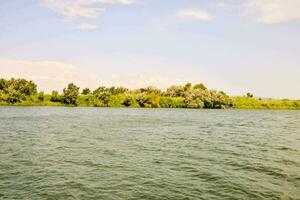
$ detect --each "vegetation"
[0,77,299,109]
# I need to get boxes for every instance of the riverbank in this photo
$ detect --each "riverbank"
[1,98,300,110]
[1,77,300,110]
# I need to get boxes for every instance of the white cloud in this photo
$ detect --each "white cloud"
[0,59,203,92]
[42,0,104,20]
[77,23,97,29]
[108,74,190,89]
[41,0,136,29]
[0,58,100,92]
[0,59,247,96]
[158,8,214,30]
[245,0,300,24]
[176,9,214,22]
[42,0,135,19]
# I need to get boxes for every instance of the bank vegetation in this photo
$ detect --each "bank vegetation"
[0,78,299,110]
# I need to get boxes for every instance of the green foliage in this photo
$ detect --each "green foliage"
[38,92,45,102]
[136,92,160,108]
[82,88,91,95]
[0,78,6,90]
[77,94,94,106]
[123,95,139,107]
[160,97,185,108]
[246,92,254,98]
[51,90,63,102]
[184,90,205,108]
[233,97,300,110]
[139,86,162,95]
[193,83,207,90]
[0,77,299,110]
[63,83,79,105]
[0,78,37,103]
[166,85,185,97]
[184,83,192,91]
[107,94,127,107]
[108,87,128,95]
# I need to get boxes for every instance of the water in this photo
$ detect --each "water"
[0,107,299,200]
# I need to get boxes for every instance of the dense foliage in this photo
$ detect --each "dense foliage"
[0,78,299,109]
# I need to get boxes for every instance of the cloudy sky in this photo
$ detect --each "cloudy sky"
[0,0,299,98]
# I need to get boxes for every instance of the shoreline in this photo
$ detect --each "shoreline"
[1,104,299,110]
[1,78,300,110]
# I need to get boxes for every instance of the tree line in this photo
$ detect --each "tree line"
[0,78,299,109]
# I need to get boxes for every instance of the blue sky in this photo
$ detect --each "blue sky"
[0,0,300,98]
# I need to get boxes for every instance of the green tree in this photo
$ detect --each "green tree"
[107,94,127,107]
[1,78,37,103]
[82,88,91,95]
[38,92,44,101]
[184,83,192,91]
[0,78,6,90]
[137,93,160,108]
[184,90,205,108]
[140,86,162,95]
[108,87,128,95]
[166,85,185,97]
[63,83,79,105]
[93,86,106,94]
[123,95,139,107]
[6,78,37,96]
[160,96,185,108]
[51,90,61,102]
[247,92,254,98]
[193,83,207,90]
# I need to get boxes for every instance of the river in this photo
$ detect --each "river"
[0,107,299,199]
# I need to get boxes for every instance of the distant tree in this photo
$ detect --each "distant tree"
[6,90,20,103]
[193,83,207,90]
[63,83,79,105]
[136,93,160,108]
[184,83,192,91]
[11,78,37,96]
[82,88,91,95]
[5,78,37,96]
[93,86,106,95]
[38,91,44,101]
[123,95,139,107]
[219,91,227,96]
[166,85,185,97]
[0,78,6,90]
[91,86,108,106]
[160,96,185,108]
[107,94,127,107]
[184,90,205,108]
[108,87,128,95]
[51,90,60,102]
[1,76,299,109]
[247,92,254,98]
[140,86,162,95]
[0,78,37,103]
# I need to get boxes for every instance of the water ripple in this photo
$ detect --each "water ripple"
[0,107,299,199]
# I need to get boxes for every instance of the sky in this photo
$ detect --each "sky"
[0,0,300,99]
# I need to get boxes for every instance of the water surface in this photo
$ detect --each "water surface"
[0,107,299,199]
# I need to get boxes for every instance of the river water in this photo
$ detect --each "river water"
[0,107,299,199]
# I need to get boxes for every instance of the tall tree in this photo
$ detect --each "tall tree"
[63,83,79,105]
[0,78,6,90]
[82,88,91,95]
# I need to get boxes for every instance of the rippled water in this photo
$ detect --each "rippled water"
[0,107,299,199]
